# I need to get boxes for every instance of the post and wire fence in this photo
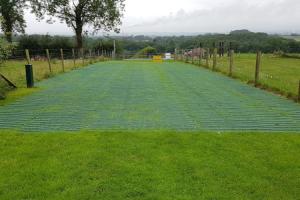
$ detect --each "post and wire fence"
[0,45,299,103]
[0,48,114,90]
[174,44,300,103]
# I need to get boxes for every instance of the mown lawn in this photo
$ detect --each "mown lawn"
[0,131,299,200]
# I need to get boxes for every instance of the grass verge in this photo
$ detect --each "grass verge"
[184,54,300,102]
[0,88,40,106]
[0,131,299,200]
[0,58,104,87]
[0,57,106,103]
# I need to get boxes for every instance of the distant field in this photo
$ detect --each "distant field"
[281,35,300,41]
[193,53,300,100]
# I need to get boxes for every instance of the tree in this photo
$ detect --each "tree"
[93,39,123,54]
[133,46,157,58]
[17,34,74,50]
[31,0,125,49]
[0,0,27,43]
[0,37,13,65]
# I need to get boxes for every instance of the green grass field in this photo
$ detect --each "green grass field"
[0,60,299,199]
[2,54,300,101]
[0,131,299,200]
[0,57,104,96]
[0,61,299,132]
[189,54,300,100]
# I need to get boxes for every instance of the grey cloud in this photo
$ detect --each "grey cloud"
[122,0,300,34]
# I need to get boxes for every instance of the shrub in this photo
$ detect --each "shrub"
[0,37,14,66]
[133,46,157,58]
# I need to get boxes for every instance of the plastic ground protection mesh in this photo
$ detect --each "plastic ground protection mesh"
[0,60,299,132]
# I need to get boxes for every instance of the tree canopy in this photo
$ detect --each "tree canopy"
[31,0,125,48]
[134,46,157,57]
[10,30,300,56]
[0,0,27,42]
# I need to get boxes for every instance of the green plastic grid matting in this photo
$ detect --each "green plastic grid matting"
[0,61,299,132]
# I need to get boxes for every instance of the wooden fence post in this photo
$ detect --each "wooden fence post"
[89,49,92,63]
[213,48,217,71]
[228,42,233,57]
[60,49,65,72]
[180,50,183,61]
[72,48,76,68]
[25,49,30,64]
[206,48,209,67]
[218,42,222,57]
[184,51,188,63]
[199,48,203,66]
[174,49,177,61]
[298,80,300,103]
[0,73,17,88]
[81,48,84,66]
[229,50,234,76]
[191,50,194,64]
[255,51,262,87]
[46,49,52,73]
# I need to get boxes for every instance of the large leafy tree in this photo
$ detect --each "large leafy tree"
[31,0,125,49]
[0,0,27,43]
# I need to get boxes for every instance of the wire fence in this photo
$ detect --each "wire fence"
[0,48,113,97]
[175,47,300,102]
[0,46,300,103]
[8,48,114,60]
[115,53,170,60]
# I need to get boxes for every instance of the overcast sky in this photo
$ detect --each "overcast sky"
[24,0,300,35]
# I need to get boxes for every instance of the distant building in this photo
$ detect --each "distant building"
[165,53,172,60]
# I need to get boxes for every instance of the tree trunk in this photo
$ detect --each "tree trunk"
[75,29,83,49]
[76,33,83,49]
[4,19,13,43]
[5,32,12,43]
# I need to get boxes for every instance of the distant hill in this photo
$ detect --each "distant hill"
[10,30,300,54]
[114,30,300,53]
[230,30,252,34]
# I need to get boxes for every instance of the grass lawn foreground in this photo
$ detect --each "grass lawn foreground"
[0,131,299,200]
[0,60,299,199]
